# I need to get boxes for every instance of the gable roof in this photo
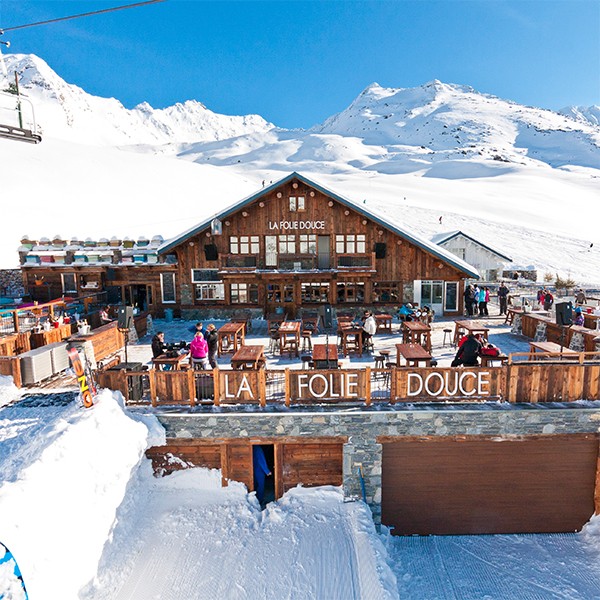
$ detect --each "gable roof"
[159,172,480,279]
[431,230,512,262]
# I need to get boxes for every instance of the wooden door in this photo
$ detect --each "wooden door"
[318,235,330,269]
[381,434,599,535]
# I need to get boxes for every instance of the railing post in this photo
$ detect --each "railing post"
[365,366,371,407]
[259,369,266,408]
[149,369,157,407]
[285,368,291,407]
[213,368,220,406]
[187,368,195,407]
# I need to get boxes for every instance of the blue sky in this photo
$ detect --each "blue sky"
[1,1,599,128]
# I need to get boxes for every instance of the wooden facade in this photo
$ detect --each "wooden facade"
[145,437,345,500]
[18,173,478,317]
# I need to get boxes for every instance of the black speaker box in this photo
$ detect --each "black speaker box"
[375,242,387,259]
[117,305,134,329]
[204,244,218,261]
[555,301,573,326]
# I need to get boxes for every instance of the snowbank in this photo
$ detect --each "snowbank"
[0,389,164,599]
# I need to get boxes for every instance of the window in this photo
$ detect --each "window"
[336,234,366,254]
[230,236,259,254]
[301,282,330,303]
[191,269,220,283]
[336,282,365,303]
[195,283,225,301]
[421,280,444,306]
[299,234,317,254]
[267,283,294,303]
[289,196,305,211]
[278,235,296,254]
[373,282,399,303]
[444,282,458,311]
[230,283,258,304]
[61,273,77,295]
[160,273,176,303]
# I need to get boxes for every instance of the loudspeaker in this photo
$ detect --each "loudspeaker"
[555,301,573,326]
[375,242,387,259]
[117,305,134,329]
[204,244,218,261]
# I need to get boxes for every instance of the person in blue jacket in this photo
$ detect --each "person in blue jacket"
[252,445,271,505]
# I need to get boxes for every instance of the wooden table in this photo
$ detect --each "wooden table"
[529,341,579,359]
[338,323,363,356]
[479,354,509,367]
[217,322,246,356]
[452,320,489,346]
[583,312,600,330]
[152,351,190,370]
[278,321,301,356]
[312,344,339,369]
[505,307,549,325]
[375,313,393,333]
[402,320,432,352]
[231,344,265,370]
[396,343,433,367]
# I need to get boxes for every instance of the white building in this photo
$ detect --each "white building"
[431,230,512,282]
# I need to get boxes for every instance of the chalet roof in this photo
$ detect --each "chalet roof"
[431,230,512,262]
[158,172,480,279]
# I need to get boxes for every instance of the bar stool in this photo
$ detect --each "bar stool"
[442,328,453,347]
[373,355,386,369]
[383,361,396,386]
[301,330,313,351]
[301,354,312,369]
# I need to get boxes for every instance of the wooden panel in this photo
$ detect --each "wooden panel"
[0,356,22,387]
[222,443,253,490]
[381,434,599,535]
[281,442,343,493]
[70,322,124,362]
[153,370,191,404]
[30,323,72,349]
[146,440,221,475]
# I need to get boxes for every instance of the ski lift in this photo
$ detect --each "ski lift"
[0,0,165,145]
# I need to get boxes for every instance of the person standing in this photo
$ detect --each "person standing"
[464,284,475,316]
[252,445,272,505]
[205,323,219,369]
[478,287,488,317]
[362,311,377,350]
[543,289,554,311]
[189,331,209,370]
[497,283,509,315]
[575,288,587,306]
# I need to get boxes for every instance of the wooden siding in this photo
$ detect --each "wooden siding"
[380,434,599,535]
[280,442,344,493]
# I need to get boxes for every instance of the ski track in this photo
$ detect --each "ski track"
[87,485,383,600]
[391,533,600,600]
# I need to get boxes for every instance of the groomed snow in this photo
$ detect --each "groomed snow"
[0,382,397,600]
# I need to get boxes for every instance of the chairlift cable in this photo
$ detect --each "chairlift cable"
[0,0,165,33]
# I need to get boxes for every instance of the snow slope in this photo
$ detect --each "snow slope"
[0,53,599,284]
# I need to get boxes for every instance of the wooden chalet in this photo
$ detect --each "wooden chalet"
[19,173,478,317]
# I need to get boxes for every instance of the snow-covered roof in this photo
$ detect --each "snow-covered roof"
[431,230,512,262]
[159,172,480,279]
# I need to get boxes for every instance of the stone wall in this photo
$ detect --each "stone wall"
[156,406,600,524]
[0,269,24,297]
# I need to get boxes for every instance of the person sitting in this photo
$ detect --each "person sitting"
[151,331,167,359]
[99,306,112,325]
[397,303,414,322]
[480,342,500,357]
[362,311,377,350]
[189,331,210,370]
[573,307,585,327]
[451,333,482,367]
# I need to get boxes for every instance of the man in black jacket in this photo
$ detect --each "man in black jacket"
[497,282,510,315]
[151,331,167,359]
[451,333,482,367]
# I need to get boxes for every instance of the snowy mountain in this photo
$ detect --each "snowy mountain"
[0,54,274,146]
[0,53,599,284]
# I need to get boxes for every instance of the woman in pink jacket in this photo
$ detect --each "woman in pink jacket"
[190,331,209,370]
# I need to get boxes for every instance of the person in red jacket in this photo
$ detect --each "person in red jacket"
[190,331,209,370]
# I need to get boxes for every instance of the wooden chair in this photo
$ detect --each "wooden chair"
[442,328,453,347]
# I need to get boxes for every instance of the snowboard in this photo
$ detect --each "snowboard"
[0,542,28,600]
[67,345,97,408]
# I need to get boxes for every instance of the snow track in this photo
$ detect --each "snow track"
[389,533,600,599]
[83,471,397,600]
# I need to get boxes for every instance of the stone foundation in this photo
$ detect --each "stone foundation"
[154,405,600,525]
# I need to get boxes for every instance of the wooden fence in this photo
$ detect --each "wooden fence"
[95,357,600,407]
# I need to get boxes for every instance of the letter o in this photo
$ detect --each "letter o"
[308,374,328,398]
[424,372,445,396]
